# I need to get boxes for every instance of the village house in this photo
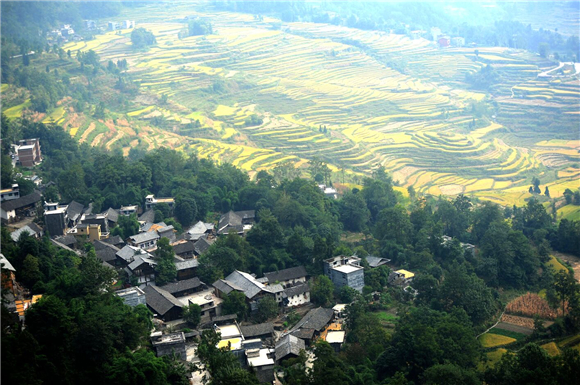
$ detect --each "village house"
[151,332,187,360]
[93,240,121,267]
[282,283,310,308]
[240,322,275,343]
[365,256,391,268]
[128,231,160,250]
[9,223,43,242]
[217,210,255,236]
[101,207,120,228]
[324,255,365,293]
[143,285,184,321]
[441,235,476,256]
[193,237,214,256]
[115,287,146,307]
[145,194,175,211]
[275,334,305,365]
[80,213,110,235]
[213,270,279,311]
[175,259,199,281]
[1,191,42,223]
[119,205,138,216]
[388,269,415,287]
[317,184,338,199]
[263,266,307,288]
[186,220,215,241]
[44,202,68,236]
[289,307,335,344]
[15,138,42,167]
[125,255,157,286]
[245,347,275,383]
[1,184,20,202]
[171,240,196,259]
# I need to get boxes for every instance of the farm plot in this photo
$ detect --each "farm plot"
[47,4,577,196]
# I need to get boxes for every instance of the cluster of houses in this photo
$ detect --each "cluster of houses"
[108,20,135,31]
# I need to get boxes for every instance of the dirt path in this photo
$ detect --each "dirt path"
[79,122,95,143]
[553,251,580,282]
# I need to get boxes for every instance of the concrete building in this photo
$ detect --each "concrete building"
[122,20,135,29]
[16,139,42,167]
[119,205,138,216]
[1,184,20,202]
[44,202,68,236]
[145,194,175,211]
[323,255,364,292]
[116,287,146,307]
[451,36,465,47]
[151,332,187,360]
[108,21,118,31]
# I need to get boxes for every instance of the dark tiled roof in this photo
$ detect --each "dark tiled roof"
[129,231,159,244]
[103,235,124,246]
[27,222,43,234]
[143,285,183,316]
[291,307,334,333]
[139,209,155,223]
[95,244,120,264]
[236,210,255,220]
[264,266,307,284]
[211,314,237,323]
[240,323,274,339]
[103,207,119,223]
[222,270,265,299]
[175,259,199,271]
[275,334,305,361]
[128,255,157,271]
[194,237,213,255]
[172,241,195,255]
[55,234,76,247]
[218,211,242,231]
[213,279,242,295]
[290,328,315,340]
[66,200,84,221]
[159,277,202,295]
[1,191,42,211]
[283,283,310,298]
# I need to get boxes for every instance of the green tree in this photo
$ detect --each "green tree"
[255,296,278,322]
[339,191,370,232]
[550,270,578,315]
[221,291,248,320]
[174,197,197,227]
[183,304,202,328]
[131,28,157,48]
[311,275,334,307]
[111,214,140,240]
[155,238,176,286]
[188,20,213,36]
[423,364,479,385]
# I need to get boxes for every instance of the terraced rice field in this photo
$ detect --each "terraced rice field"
[3,3,575,202]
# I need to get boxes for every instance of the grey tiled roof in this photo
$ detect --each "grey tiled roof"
[103,207,119,223]
[275,334,305,361]
[10,225,37,242]
[129,231,159,244]
[264,266,307,284]
[172,241,195,255]
[95,243,120,264]
[223,270,265,299]
[290,328,314,340]
[138,209,155,223]
[117,245,138,262]
[240,323,274,339]
[1,191,42,211]
[143,285,183,316]
[55,234,76,247]
[67,200,84,222]
[103,235,124,246]
[159,277,202,295]
[194,237,213,255]
[212,279,243,295]
[128,255,157,271]
[283,283,309,298]
[365,256,390,268]
[175,259,199,271]
[290,307,334,333]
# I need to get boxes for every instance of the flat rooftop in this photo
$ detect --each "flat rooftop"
[179,288,222,308]
[246,348,275,367]
[325,330,345,344]
[217,337,242,350]
[333,264,363,274]
[216,324,242,339]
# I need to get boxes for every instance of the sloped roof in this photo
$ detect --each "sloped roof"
[0,253,15,271]
[240,323,274,339]
[172,241,195,255]
[175,259,199,271]
[95,243,120,264]
[55,234,76,247]
[194,237,213,255]
[159,277,202,295]
[283,283,310,298]
[366,256,390,268]
[117,245,140,262]
[1,191,42,211]
[213,279,243,295]
[27,222,43,234]
[143,285,183,316]
[138,209,155,223]
[290,328,314,340]
[291,307,334,333]
[223,270,266,299]
[128,255,157,271]
[218,211,242,232]
[10,225,37,242]
[275,334,305,361]
[67,200,84,221]
[103,207,119,223]
[236,210,255,220]
[264,266,307,284]
[129,231,159,244]
[103,235,124,246]
[187,221,214,236]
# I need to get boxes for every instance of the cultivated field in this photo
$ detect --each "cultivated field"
[5,2,579,204]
